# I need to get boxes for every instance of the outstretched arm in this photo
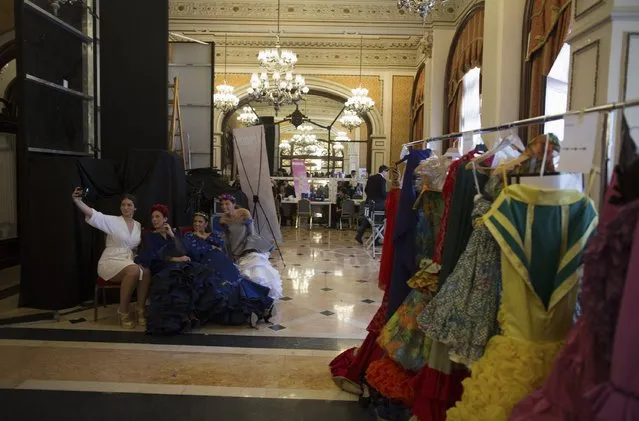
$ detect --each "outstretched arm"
[71,187,93,218]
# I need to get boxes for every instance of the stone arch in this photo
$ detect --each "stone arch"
[214,75,385,137]
[213,75,389,172]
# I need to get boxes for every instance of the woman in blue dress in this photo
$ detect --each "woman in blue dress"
[138,205,274,335]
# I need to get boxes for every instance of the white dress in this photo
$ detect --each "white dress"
[225,220,283,300]
[86,210,141,281]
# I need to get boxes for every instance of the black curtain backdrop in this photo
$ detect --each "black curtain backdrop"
[19,151,188,310]
[18,155,119,309]
[99,0,168,162]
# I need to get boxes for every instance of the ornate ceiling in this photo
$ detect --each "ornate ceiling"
[169,0,474,69]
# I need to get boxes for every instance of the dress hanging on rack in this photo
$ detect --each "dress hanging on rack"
[447,184,598,421]
[379,180,402,290]
[509,194,638,421]
[386,149,431,320]
[588,218,639,420]
[417,176,502,368]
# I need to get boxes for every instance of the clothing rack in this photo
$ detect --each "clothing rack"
[402,98,639,148]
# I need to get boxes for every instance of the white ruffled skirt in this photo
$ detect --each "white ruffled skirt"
[237,252,283,300]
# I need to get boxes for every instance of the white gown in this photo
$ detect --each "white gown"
[87,210,141,281]
[225,219,283,300]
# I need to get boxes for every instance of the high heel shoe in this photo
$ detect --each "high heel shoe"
[118,310,137,329]
[137,307,147,328]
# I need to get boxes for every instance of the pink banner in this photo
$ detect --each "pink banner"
[291,159,310,199]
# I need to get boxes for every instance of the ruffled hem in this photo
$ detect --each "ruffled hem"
[366,357,415,406]
[237,253,283,300]
[446,335,564,421]
[587,382,639,421]
[329,332,384,394]
[509,319,603,421]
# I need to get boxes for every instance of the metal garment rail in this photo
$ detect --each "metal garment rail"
[402,98,639,148]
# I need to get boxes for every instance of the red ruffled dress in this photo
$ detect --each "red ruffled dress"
[329,188,400,395]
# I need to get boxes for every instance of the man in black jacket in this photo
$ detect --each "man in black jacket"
[355,165,389,244]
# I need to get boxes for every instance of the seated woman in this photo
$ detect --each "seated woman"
[218,194,283,300]
[72,187,150,329]
[140,206,274,335]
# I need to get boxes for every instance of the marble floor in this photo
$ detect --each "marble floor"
[0,227,382,420]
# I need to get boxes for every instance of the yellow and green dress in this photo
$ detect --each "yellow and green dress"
[446,184,598,421]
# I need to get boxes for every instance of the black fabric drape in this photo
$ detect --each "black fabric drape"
[18,155,120,309]
[19,150,189,310]
[120,150,189,229]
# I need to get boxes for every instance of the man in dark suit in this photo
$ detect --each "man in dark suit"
[355,165,389,244]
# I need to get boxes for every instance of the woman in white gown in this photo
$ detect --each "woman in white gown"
[72,187,151,328]
[218,194,283,300]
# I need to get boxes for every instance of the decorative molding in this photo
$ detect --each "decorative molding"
[575,0,606,20]
[191,34,422,50]
[171,1,423,22]
[419,33,433,58]
[569,40,600,109]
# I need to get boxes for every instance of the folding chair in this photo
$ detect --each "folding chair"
[363,201,385,258]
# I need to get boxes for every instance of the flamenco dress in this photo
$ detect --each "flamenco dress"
[509,176,638,421]
[143,231,273,335]
[329,188,399,395]
[446,184,598,421]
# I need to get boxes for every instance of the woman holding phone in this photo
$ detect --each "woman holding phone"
[72,187,150,329]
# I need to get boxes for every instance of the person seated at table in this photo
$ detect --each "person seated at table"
[139,206,274,334]
[218,194,283,300]
[332,188,351,229]
[72,187,150,329]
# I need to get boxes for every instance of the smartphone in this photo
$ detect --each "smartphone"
[82,187,89,197]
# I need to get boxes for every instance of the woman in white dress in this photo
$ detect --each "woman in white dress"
[218,194,283,300]
[72,187,151,328]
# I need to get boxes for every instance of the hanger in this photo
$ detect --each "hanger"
[492,134,555,176]
[466,128,523,170]
[444,139,461,159]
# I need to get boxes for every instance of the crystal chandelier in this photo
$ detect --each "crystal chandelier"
[279,139,291,149]
[237,106,259,126]
[291,124,318,147]
[345,36,375,116]
[345,87,375,115]
[247,0,308,115]
[213,34,239,113]
[397,0,449,18]
[338,109,363,131]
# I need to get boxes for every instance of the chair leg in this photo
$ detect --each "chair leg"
[102,288,107,308]
[94,286,99,322]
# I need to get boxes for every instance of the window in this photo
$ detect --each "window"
[544,43,570,140]
[460,67,482,148]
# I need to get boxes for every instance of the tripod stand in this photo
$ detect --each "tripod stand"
[233,130,286,267]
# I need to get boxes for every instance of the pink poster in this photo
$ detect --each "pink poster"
[291,159,310,199]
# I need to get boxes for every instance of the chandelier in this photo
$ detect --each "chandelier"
[213,33,239,113]
[291,124,318,147]
[345,87,375,115]
[237,106,259,126]
[397,0,449,18]
[247,0,308,115]
[338,109,363,131]
[345,36,375,116]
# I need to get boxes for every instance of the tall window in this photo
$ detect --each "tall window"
[460,67,482,148]
[544,43,570,140]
